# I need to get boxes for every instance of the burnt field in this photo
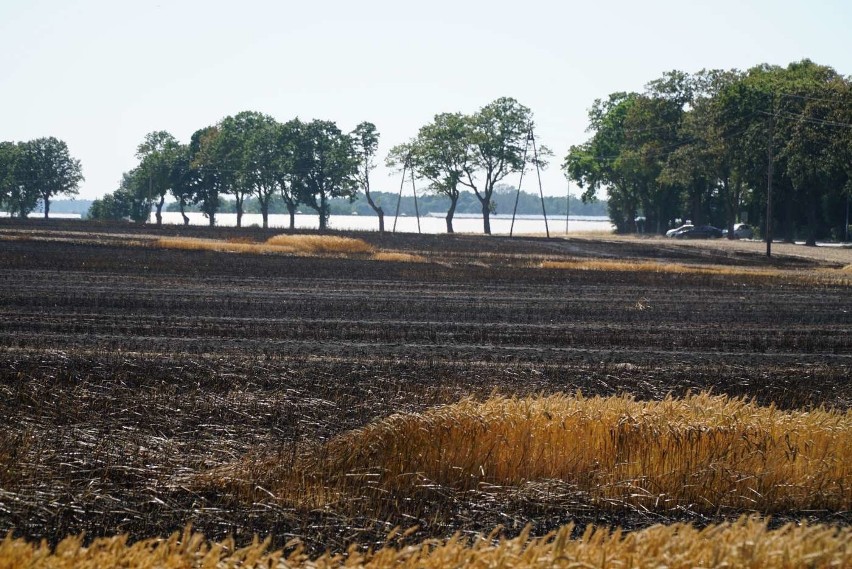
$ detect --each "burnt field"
[0,221,850,552]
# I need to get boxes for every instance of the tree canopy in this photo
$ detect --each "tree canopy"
[564,60,852,243]
[0,137,83,218]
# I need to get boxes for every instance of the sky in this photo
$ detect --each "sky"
[1,0,850,202]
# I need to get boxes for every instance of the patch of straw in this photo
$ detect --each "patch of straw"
[156,235,374,256]
[371,251,427,263]
[216,392,851,514]
[1,518,849,568]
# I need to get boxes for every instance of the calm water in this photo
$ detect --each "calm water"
[154,212,614,235]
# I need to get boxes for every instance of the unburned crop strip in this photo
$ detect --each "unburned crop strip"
[0,517,849,568]
[157,234,376,256]
[222,393,852,515]
[541,258,852,286]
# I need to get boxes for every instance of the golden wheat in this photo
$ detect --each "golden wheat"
[371,251,427,263]
[221,393,852,513]
[541,258,852,286]
[156,234,374,256]
[1,518,849,568]
[265,234,374,254]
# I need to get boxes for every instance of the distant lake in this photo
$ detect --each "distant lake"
[154,212,614,235]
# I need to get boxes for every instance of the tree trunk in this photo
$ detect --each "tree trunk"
[481,200,491,235]
[446,197,458,234]
[208,212,215,227]
[784,185,795,243]
[43,197,50,219]
[235,195,244,228]
[723,178,735,239]
[319,194,328,231]
[155,196,164,226]
[287,203,296,230]
[261,199,269,229]
[805,191,818,246]
[180,199,189,226]
[365,190,385,233]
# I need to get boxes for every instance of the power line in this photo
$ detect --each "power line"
[758,110,852,129]
[780,92,850,104]
[777,111,852,129]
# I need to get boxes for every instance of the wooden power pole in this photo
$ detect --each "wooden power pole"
[765,105,774,258]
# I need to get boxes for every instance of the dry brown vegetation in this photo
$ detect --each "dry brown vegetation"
[1,518,849,569]
[208,393,851,515]
[541,258,852,286]
[158,234,376,256]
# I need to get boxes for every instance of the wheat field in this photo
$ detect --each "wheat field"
[208,393,851,514]
[1,517,848,568]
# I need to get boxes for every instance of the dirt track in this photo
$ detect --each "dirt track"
[1,221,850,551]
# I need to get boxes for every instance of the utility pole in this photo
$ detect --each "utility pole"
[509,127,532,238]
[410,163,421,234]
[565,184,570,235]
[530,127,550,238]
[765,103,774,258]
[392,161,407,233]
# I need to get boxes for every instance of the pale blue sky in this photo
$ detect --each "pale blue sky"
[1,0,849,201]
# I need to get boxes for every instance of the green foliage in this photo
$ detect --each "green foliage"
[291,120,359,231]
[88,170,151,223]
[136,131,181,225]
[462,97,549,234]
[564,61,852,241]
[351,121,383,230]
[0,138,83,218]
[406,113,472,233]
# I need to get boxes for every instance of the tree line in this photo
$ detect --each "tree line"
[563,60,852,243]
[91,115,366,231]
[0,138,84,218]
[91,97,550,234]
[166,186,608,219]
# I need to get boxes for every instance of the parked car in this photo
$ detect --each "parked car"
[721,223,754,239]
[665,224,693,237]
[673,225,723,239]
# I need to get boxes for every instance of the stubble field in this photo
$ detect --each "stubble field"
[0,219,850,565]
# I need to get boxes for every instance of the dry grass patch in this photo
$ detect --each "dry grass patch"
[265,234,374,254]
[1,518,849,568]
[542,257,852,285]
[211,393,851,514]
[371,251,427,263]
[156,234,374,256]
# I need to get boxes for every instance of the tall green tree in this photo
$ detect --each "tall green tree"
[275,119,302,230]
[405,112,472,234]
[89,169,152,223]
[212,113,257,228]
[169,144,194,226]
[0,141,21,213]
[291,120,358,231]
[462,97,544,235]
[564,92,642,233]
[136,131,181,226]
[236,111,285,229]
[14,137,84,219]
[188,126,221,227]
[351,121,384,232]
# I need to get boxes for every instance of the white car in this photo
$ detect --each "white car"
[722,223,754,239]
[666,224,693,237]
